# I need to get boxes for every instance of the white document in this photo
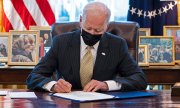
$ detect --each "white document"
[53,91,114,101]
[9,92,37,98]
[0,91,8,95]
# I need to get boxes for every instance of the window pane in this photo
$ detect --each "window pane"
[51,0,129,22]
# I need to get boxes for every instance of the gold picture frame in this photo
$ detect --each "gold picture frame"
[139,28,151,36]
[163,26,180,63]
[29,26,52,59]
[8,30,39,66]
[139,36,175,65]
[138,45,149,66]
[0,32,9,62]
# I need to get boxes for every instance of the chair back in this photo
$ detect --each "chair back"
[51,21,139,61]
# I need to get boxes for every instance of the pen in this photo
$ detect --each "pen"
[61,76,65,80]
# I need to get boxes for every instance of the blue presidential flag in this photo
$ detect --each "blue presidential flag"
[127,0,178,35]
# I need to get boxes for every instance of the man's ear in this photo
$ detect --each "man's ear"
[105,24,109,32]
[79,15,82,28]
[103,23,109,32]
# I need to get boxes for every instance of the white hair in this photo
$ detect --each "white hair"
[82,2,111,23]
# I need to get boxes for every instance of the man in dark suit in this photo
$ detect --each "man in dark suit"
[26,2,147,93]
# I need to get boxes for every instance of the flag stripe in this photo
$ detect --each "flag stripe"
[3,0,26,31]
[2,9,13,32]
[11,0,36,29]
[2,0,56,31]
[23,0,49,26]
[36,0,55,25]
[48,0,62,22]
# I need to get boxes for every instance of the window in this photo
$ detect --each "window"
[50,0,129,22]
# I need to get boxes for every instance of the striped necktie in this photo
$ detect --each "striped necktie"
[80,46,94,87]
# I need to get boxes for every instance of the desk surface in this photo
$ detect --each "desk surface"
[0,90,179,108]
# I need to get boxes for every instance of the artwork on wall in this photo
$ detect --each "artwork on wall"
[139,36,175,65]
[0,33,9,62]
[164,26,180,63]
[139,28,151,36]
[138,45,149,66]
[30,26,52,59]
[8,30,39,65]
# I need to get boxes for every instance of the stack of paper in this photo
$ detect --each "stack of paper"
[52,91,114,102]
[9,92,37,98]
[0,91,8,95]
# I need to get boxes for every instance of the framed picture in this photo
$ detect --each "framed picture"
[163,26,180,63]
[139,36,175,65]
[138,45,149,66]
[8,30,39,65]
[30,26,52,59]
[0,33,9,62]
[139,28,151,36]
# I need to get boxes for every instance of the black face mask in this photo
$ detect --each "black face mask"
[81,29,102,46]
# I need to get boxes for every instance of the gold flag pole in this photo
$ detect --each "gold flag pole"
[177,0,180,25]
[0,0,3,32]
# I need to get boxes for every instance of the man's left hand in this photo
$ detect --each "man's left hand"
[83,79,109,92]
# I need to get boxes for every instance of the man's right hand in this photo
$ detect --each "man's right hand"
[51,79,72,93]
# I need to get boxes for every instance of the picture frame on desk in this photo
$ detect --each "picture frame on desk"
[163,26,180,63]
[138,45,149,66]
[8,30,39,66]
[139,28,151,36]
[139,36,175,65]
[0,33,9,62]
[29,26,52,60]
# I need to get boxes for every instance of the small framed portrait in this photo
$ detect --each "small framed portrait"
[30,26,52,59]
[138,45,149,66]
[139,28,151,36]
[0,33,9,62]
[139,36,175,65]
[8,30,39,65]
[163,26,180,63]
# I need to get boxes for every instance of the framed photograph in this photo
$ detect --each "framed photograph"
[8,30,39,65]
[163,26,180,63]
[139,36,175,65]
[30,26,52,59]
[138,45,149,66]
[139,28,151,36]
[0,33,9,62]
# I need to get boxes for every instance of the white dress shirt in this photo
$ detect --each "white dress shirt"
[43,36,121,92]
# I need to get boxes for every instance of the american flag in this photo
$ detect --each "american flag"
[2,0,57,32]
[128,0,178,35]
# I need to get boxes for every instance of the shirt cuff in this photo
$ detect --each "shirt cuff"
[43,81,57,92]
[104,80,121,91]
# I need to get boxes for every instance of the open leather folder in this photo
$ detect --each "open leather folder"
[50,91,157,102]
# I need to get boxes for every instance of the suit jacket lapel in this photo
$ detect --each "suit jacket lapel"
[93,33,110,79]
[68,30,82,88]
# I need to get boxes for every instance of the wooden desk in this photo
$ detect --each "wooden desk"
[142,65,180,85]
[0,65,180,85]
[1,90,180,108]
[0,66,34,84]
